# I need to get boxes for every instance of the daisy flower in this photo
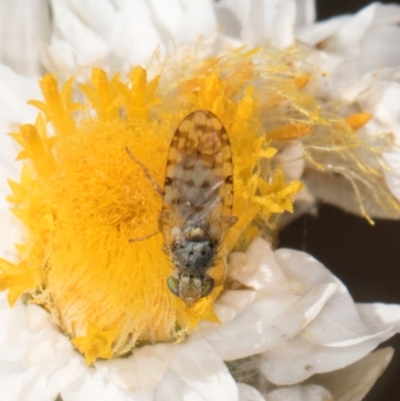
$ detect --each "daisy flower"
[0,1,400,401]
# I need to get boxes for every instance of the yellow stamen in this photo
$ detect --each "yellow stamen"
[294,74,310,89]
[256,169,304,218]
[0,259,41,306]
[266,122,313,140]
[345,112,372,131]
[72,322,117,365]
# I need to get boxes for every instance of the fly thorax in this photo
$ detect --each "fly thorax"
[172,229,217,275]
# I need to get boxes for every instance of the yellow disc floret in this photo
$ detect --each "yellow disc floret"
[4,45,389,363]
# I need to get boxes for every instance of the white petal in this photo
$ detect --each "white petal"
[311,347,394,401]
[260,266,400,385]
[316,3,379,56]
[170,339,238,401]
[274,248,338,298]
[0,362,25,401]
[277,143,305,181]
[297,15,349,46]
[356,303,400,332]
[216,0,250,27]
[62,370,151,401]
[116,0,164,66]
[242,0,296,48]
[19,355,87,401]
[260,330,395,385]
[207,282,337,360]
[282,275,390,346]
[173,0,217,45]
[63,0,120,42]
[95,342,176,392]
[208,240,344,360]
[154,371,205,401]
[23,316,77,368]
[43,1,109,78]
[215,290,257,323]
[266,384,332,401]
[227,238,291,295]
[373,82,400,142]
[0,295,32,362]
[294,0,316,28]
[0,0,51,76]
[214,1,242,38]
[0,63,41,182]
[147,0,185,39]
[0,212,23,260]
[237,382,265,401]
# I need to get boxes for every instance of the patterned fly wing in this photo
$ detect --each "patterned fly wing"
[159,110,235,250]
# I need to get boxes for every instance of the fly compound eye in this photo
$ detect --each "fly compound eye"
[167,276,180,297]
[201,276,214,298]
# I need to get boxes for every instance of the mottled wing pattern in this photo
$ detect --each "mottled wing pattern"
[159,110,234,248]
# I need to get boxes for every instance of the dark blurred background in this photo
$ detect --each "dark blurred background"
[279,2,400,400]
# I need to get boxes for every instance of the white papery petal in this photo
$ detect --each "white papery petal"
[356,303,400,332]
[297,14,349,46]
[275,250,388,345]
[154,371,205,401]
[62,0,120,42]
[294,0,316,28]
[0,299,87,401]
[208,240,343,360]
[44,1,109,78]
[277,143,305,181]
[266,384,332,401]
[0,0,51,76]
[192,289,257,341]
[19,356,86,401]
[259,266,400,385]
[0,64,40,261]
[116,0,164,67]
[216,0,250,29]
[260,330,395,385]
[237,382,265,401]
[170,339,238,401]
[219,0,297,47]
[242,0,296,48]
[173,0,217,44]
[62,370,151,401]
[227,238,291,295]
[214,1,242,38]
[311,347,394,401]
[0,213,23,261]
[0,63,41,186]
[214,290,257,323]
[0,296,31,361]
[147,0,185,39]
[384,159,400,202]
[0,363,25,401]
[318,3,379,56]
[95,343,176,392]
[373,83,400,142]
[207,282,337,360]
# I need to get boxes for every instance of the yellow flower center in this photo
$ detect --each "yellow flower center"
[2,45,388,364]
